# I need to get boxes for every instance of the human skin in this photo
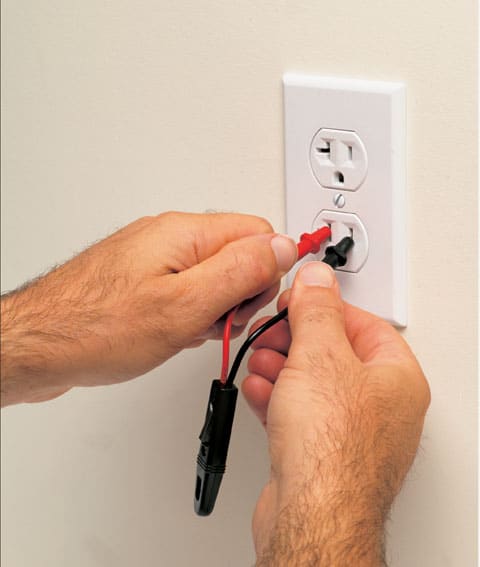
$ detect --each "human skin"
[1,213,430,565]
[243,262,430,566]
[1,212,298,406]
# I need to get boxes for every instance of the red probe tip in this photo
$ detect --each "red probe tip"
[296,226,332,260]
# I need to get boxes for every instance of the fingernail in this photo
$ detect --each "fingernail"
[299,262,334,287]
[270,234,297,273]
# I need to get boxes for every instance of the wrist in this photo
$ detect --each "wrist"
[1,290,70,406]
[256,475,387,567]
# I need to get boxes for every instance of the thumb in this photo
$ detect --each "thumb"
[287,262,351,361]
[177,233,297,323]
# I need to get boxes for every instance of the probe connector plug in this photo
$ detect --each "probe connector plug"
[322,236,355,269]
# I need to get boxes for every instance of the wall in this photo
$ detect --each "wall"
[1,1,477,565]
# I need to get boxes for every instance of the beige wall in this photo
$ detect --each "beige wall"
[1,1,477,565]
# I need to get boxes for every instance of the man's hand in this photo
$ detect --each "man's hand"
[1,212,297,406]
[243,262,430,566]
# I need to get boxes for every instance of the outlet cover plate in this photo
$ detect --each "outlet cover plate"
[283,74,406,326]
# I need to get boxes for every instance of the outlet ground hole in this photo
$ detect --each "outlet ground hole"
[334,171,344,184]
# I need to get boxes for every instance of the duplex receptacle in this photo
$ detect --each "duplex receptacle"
[284,74,406,326]
[312,210,369,273]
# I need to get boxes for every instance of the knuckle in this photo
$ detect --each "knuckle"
[132,215,155,230]
[368,316,394,338]
[254,215,274,234]
[114,215,153,237]
[417,372,431,413]
[155,211,180,225]
[137,215,155,223]
[237,214,273,234]
[364,364,431,421]
[226,246,273,291]
[295,300,344,328]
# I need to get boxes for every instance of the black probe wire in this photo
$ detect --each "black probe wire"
[224,236,354,389]
[224,307,288,388]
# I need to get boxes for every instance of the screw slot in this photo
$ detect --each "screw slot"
[333,193,346,209]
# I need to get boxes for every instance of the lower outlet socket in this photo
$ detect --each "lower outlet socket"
[312,210,369,273]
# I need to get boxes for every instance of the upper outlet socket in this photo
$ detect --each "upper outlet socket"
[310,128,368,191]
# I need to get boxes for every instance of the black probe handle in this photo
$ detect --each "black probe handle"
[194,380,238,516]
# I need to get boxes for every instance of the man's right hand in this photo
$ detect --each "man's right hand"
[243,261,430,566]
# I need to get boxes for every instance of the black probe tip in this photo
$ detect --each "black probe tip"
[323,236,355,269]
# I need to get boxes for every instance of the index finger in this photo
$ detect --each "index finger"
[343,302,420,368]
[157,212,274,264]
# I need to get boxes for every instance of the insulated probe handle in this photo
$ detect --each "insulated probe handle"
[194,380,238,516]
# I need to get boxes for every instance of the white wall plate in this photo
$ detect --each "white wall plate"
[283,74,406,326]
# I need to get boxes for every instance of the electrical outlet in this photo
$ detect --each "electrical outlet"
[310,128,368,191]
[283,74,406,326]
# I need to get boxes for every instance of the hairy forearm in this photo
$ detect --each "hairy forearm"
[256,480,388,567]
[0,268,92,406]
[2,292,38,405]
[1,289,61,406]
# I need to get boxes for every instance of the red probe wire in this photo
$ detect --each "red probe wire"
[220,306,240,382]
[219,226,332,383]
